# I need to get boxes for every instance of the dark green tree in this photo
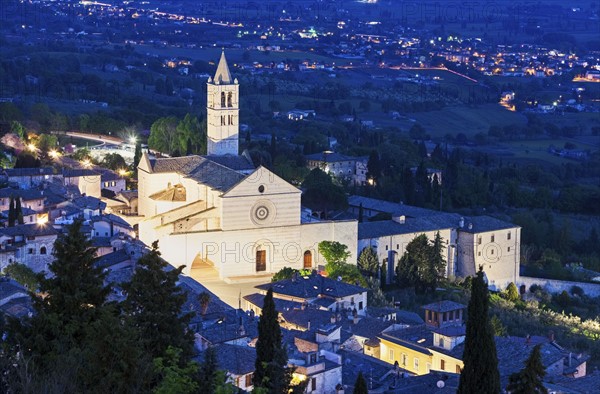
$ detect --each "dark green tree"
[133,140,142,170]
[2,262,39,290]
[301,168,347,218]
[123,241,194,364]
[506,282,520,302]
[7,196,16,227]
[154,347,199,394]
[149,117,179,155]
[101,152,127,171]
[357,246,379,276]
[358,202,364,223]
[506,345,548,394]
[353,372,368,394]
[253,288,294,393]
[428,231,446,291]
[458,267,500,394]
[15,197,23,225]
[366,150,381,185]
[318,241,351,265]
[198,346,219,394]
[395,234,444,293]
[176,114,204,155]
[4,221,148,392]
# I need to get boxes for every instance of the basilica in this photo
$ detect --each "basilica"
[137,52,357,279]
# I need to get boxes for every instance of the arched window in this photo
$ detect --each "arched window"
[227,92,233,107]
[221,92,226,107]
[40,246,47,255]
[221,116,226,126]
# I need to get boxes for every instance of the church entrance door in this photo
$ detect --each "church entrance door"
[256,250,266,272]
[303,251,312,269]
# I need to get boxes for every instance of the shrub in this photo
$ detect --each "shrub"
[571,285,584,297]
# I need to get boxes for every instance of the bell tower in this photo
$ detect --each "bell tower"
[206,51,239,156]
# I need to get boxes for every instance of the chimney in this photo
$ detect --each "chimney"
[459,217,464,228]
[307,320,311,331]
[468,223,473,230]
[393,215,406,224]
[330,315,336,324]
[353,315,359,325]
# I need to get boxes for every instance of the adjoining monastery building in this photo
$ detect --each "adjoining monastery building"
[138,52,357,279]
[138,52,520,289]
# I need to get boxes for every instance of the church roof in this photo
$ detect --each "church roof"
[148,156,245,192]
[213,51,233,84]
[149,183,187,202]
[204,154,254,172]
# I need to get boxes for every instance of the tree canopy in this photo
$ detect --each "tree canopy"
[301,168,347,218]
[395,232,446,293]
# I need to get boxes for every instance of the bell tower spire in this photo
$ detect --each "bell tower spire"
[206,51,239,156]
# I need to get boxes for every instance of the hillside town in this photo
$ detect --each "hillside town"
[2,51,600,393]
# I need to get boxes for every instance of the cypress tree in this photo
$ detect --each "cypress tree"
[428,231,446,292]
[133,140,142,170]
[253,287,292,393]
[198,346,219,394]
[123,241,193,363]
[15,197,23,225]
[357,246,379,276]
[7,196,15,227]
[458,267,500,394]
[358,202,364,223]
[353,372,368,394]
[506,345,548,394]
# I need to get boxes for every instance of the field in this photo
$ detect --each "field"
[493,138,593,166]
[411,104,527,138]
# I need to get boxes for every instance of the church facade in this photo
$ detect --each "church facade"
[138,53,357,279]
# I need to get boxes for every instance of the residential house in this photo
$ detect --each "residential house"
[305,151,369,186]
[100,170,127,194]
[0,224,59,272]
[3,167,55,189]
[63,168,101,198]
[251,273,368,316]
[0,278,34,318]
[90,213,134,239]
[210,344,257,392]
[0,188,45,213]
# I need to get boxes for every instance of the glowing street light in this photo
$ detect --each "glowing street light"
[49,149,60,159]
[27,143,37,151]
[118,169,129,177]
[81,159,92,168]
[129,135,137,145]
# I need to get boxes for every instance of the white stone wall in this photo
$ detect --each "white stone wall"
[13,235,56,273]
[142,219,357,279]
[456,227,520,291]
[307,366,342,394]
